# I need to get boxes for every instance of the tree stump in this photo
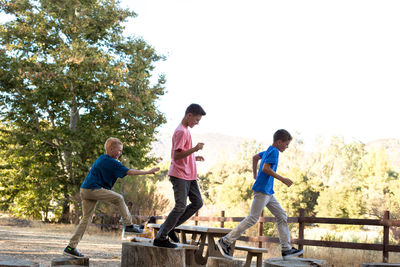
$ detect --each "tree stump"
[51,257,89,266]
[0,260,39,267]
[121,242,186,267]
[265,257,327,267]
[206,257,234,267]
[362,264,400,267]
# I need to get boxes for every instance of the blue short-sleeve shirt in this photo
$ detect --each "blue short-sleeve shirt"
[252,146,279,195]
[81,154,130,190]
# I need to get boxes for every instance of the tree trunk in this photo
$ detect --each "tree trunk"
[58,93,81,224]
[58,190,71,223]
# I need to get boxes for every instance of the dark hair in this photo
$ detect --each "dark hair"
[185,103,206,116]
[273,129,292,142]
[148,216,156,224]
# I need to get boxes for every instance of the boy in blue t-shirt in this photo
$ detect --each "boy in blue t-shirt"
[217,129,304,260]
[63,137,159,259]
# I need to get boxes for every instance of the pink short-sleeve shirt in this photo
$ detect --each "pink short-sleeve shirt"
[168,124,197,180]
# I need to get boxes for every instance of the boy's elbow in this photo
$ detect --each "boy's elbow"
[262,165,270,174]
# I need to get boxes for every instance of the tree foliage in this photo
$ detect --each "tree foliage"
[0,0,166,221]
[201,136,399,223]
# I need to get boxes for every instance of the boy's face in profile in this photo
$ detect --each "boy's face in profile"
[187,113,202,128]
[275,140,291,152]
[109,144,123,159]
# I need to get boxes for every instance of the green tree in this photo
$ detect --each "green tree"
[358,147,398,218]
[0,0,165,221]
[276,137,323,216]
[202,140,264,215]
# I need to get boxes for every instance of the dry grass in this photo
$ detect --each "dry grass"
[0,213,123,267]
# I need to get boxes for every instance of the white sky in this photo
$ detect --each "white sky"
[1,1,399,144]
[121,0,400,144]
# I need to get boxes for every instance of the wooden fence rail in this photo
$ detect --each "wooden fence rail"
[94,209,400,263]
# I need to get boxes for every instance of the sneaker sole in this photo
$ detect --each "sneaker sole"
[153,243,178,249]
[216,241,233,260]
[168,235,180,243]
[63,251,85,259]
[282,249,304,260]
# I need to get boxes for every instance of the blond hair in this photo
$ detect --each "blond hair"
[104,137,123,153]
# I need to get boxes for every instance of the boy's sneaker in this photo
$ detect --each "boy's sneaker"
[63,246,85,258]
[216,238,233,260]
[125,225,143,234]
[282,247,304,259]
[153,238,178,248]
[168,230,180,243]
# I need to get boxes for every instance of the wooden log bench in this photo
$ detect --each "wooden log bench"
[148,223,269,266]
[127,236,201,266]
[0,260,39,267]
[51,257,89,266]
[265,257,327,267]
[362,264,400,267]
[234,245,268,267]
[121,241,199,267]
[183,241,268,267]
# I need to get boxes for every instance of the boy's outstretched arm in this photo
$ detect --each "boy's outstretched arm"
[126,167,160,176]
[173,142,204,161]
[262,163,293,187]
[252,154,261,179]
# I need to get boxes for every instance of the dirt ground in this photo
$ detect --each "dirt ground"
[0,214,123,266]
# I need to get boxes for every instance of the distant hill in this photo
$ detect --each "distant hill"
[151,133,400,173]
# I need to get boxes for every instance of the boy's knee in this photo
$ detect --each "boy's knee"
[115,194,125,203]
[194,199,203,210]
[173,203,186,214]
[276,213,288,223]
[248,215,259,225]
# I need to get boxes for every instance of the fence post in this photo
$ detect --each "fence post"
[383,210,390,263]
[299,209,305,253]
[195,211,199,226]
[258,210,264,248]
[220,210,225,228]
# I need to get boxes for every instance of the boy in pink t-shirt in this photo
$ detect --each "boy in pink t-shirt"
[154,104,206,248]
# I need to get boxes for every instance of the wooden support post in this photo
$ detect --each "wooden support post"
[383,210,390,263]
[221,210,225,228]
[258,210,264,248]
[298,209,305,253]
[195,211,199,226]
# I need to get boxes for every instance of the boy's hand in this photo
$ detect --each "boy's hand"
[148,167,160,174]
[281,177,293,187]
[194,142,204,151]
[195,156,205,162]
